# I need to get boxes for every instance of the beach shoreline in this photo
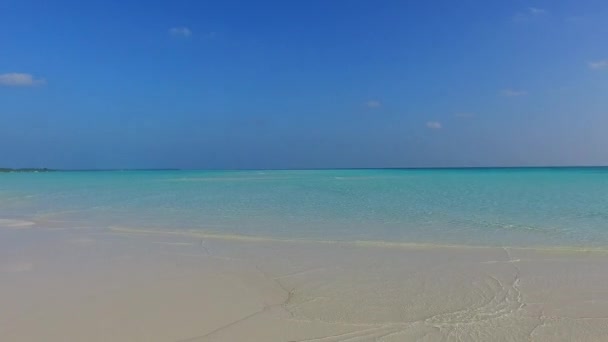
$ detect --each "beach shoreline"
[3,223,608,341]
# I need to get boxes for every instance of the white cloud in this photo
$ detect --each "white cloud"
[501,89,527,97]
[0,73,45,87]
[365,100,382,108]
[169,27,192,37]
[512,7,547,22]
[426,121,442,129]
[588,60,608,70]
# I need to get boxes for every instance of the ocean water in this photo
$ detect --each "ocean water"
[1,168,608,248]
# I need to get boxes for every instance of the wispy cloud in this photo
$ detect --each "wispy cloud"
[0,73,45,87]
[588,60,608,70]
[426,121,442,129]
[455,112,475,119]
[365,100,382,108]
[528,7,547,15]
[513,7,548,22]
[565,16,585,23]
[169,27,192,38]
[202,31,218,40]
[501,89,527,97]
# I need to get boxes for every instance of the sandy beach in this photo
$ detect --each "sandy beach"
[4,0,608,338]
[2,222,608,341]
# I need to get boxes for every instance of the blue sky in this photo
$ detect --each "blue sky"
[1,0,607,169]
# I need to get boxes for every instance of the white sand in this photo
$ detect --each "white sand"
[2,225,608,341]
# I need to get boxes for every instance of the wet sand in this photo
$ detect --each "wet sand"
[2,222,608,341]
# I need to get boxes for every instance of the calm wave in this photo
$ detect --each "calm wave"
[2,168,608,248]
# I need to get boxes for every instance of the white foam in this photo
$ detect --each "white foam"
[0,219,35,228]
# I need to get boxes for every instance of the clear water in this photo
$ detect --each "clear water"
[1,168,608,248]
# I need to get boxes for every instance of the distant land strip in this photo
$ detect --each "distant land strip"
[0,168,54,173]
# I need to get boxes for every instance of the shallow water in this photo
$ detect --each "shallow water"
[2,168,608,248]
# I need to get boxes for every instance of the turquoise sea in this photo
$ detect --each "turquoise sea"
[1,168,608,248]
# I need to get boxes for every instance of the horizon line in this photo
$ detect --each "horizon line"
[3,165,608,172]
